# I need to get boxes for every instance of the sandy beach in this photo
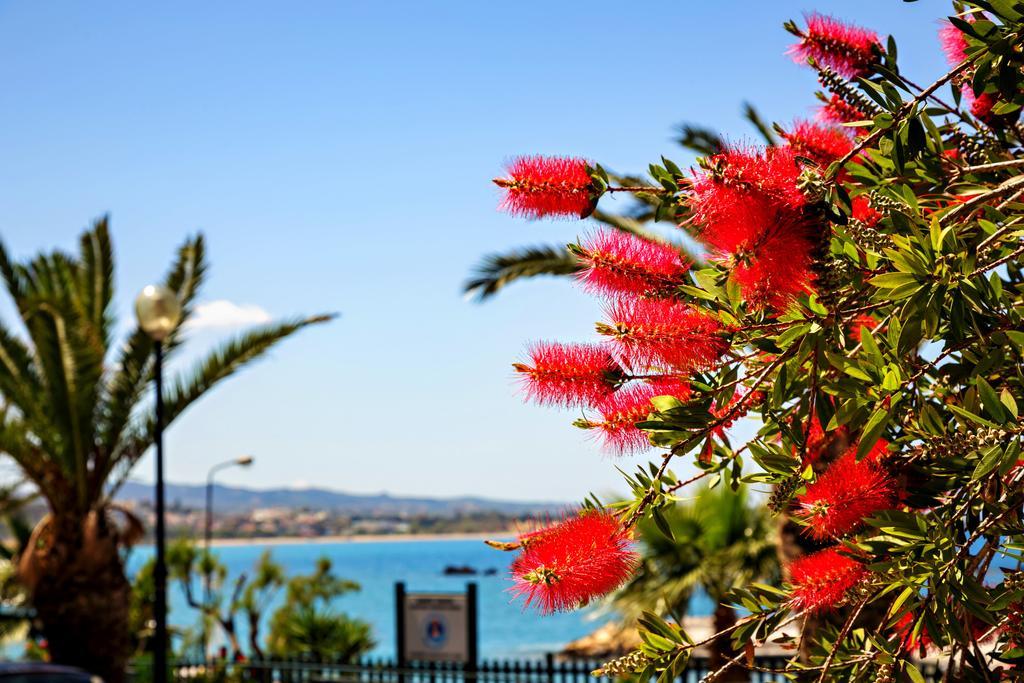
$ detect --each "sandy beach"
[205,530,515,547]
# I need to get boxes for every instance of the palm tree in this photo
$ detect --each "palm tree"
[166,538,246,658]
[267,557,372,662]
[239,550,286,660]
[0,217,333,683]
[268,607,374,663]
[611,484,778,680]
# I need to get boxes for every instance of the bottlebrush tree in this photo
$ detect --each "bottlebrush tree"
[485,3,1024,681]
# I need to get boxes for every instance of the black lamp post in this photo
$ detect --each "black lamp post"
[202,455,254,657]
[135,285,182,683]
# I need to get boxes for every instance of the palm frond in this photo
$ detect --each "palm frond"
[164,234,208,341]
[165,314,336,423]
[674,123,725,156]
[0,326,45,434]
[104,314,336,497]
[463,245,580,302]
[98,233,209,485]
[743,102,779,146]
[589,209,664,242]
[13,250,106,507]
[0,240,28,310]
[0,410,54,501]
[611,484,779,621]
[76,217,115,349]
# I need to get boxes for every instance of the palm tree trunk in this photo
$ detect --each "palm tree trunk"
[29,516,132,683]
[708,604,746,682]
[216,616,242,660]
[247,611,264,660]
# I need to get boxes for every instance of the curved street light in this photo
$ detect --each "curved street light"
[135,285,182,683]
[202,455,255,657]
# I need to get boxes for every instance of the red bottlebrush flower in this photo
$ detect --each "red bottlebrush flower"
[852,196,881,227]
[588,380,691,453]
[513,342,623,408]
[895,612,934,653]
[802,417,828,464]
[495,156,595,219]
[574,231,690,298]
[783,120,854,168]
[971,91,1000,125]
[599,299,729,372]
[696,192,815,309]
[790,13,882,79]
[794,449,896,540]
[724,209,818,311]
[794,416,848,466]
[510,510,638,613]
[692,146,807,218]
[788,548,868,613]
[939,19,971,66]
[690,146,819,311]
[819,93,868,126]
[1004,601,1024,649]
[643,375,693,397]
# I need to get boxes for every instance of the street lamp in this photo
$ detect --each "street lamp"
[202,455,254,657]
[135,285,182,683]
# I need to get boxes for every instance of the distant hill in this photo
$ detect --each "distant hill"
[117,481,565,517]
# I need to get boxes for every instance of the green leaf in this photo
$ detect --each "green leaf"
[638,611,680,644]
[860,328,884,367]
[1001,388,1019,420]
[843,366,875,383]
[857,408,890,460]
[949,404,1002,430]
[896,315,922,356]
[776,324,809,350]
[886,586,916,619]
[905,662,925,683]
[973,444,1004,479]
[993,100,1022,115]
[977,377,1009,423]
[870,272,919,289]
[650,395,686,412]
[651,507,674,540]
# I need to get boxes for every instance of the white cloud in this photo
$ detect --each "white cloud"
[185,300,272,330]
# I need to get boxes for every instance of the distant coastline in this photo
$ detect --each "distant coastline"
[204,530,515,548]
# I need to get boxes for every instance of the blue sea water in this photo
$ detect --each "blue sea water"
[128,537,715,660]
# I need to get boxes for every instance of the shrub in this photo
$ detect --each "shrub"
[489,4,1024,680]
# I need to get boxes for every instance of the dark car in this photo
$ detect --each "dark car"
[0,664,95,683]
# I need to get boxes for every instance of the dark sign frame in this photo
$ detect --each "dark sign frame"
[395,582,478,669]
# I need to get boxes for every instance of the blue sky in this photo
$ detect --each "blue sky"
[0,1,950,501]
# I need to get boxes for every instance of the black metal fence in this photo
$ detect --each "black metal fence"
[141,655,942,683]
